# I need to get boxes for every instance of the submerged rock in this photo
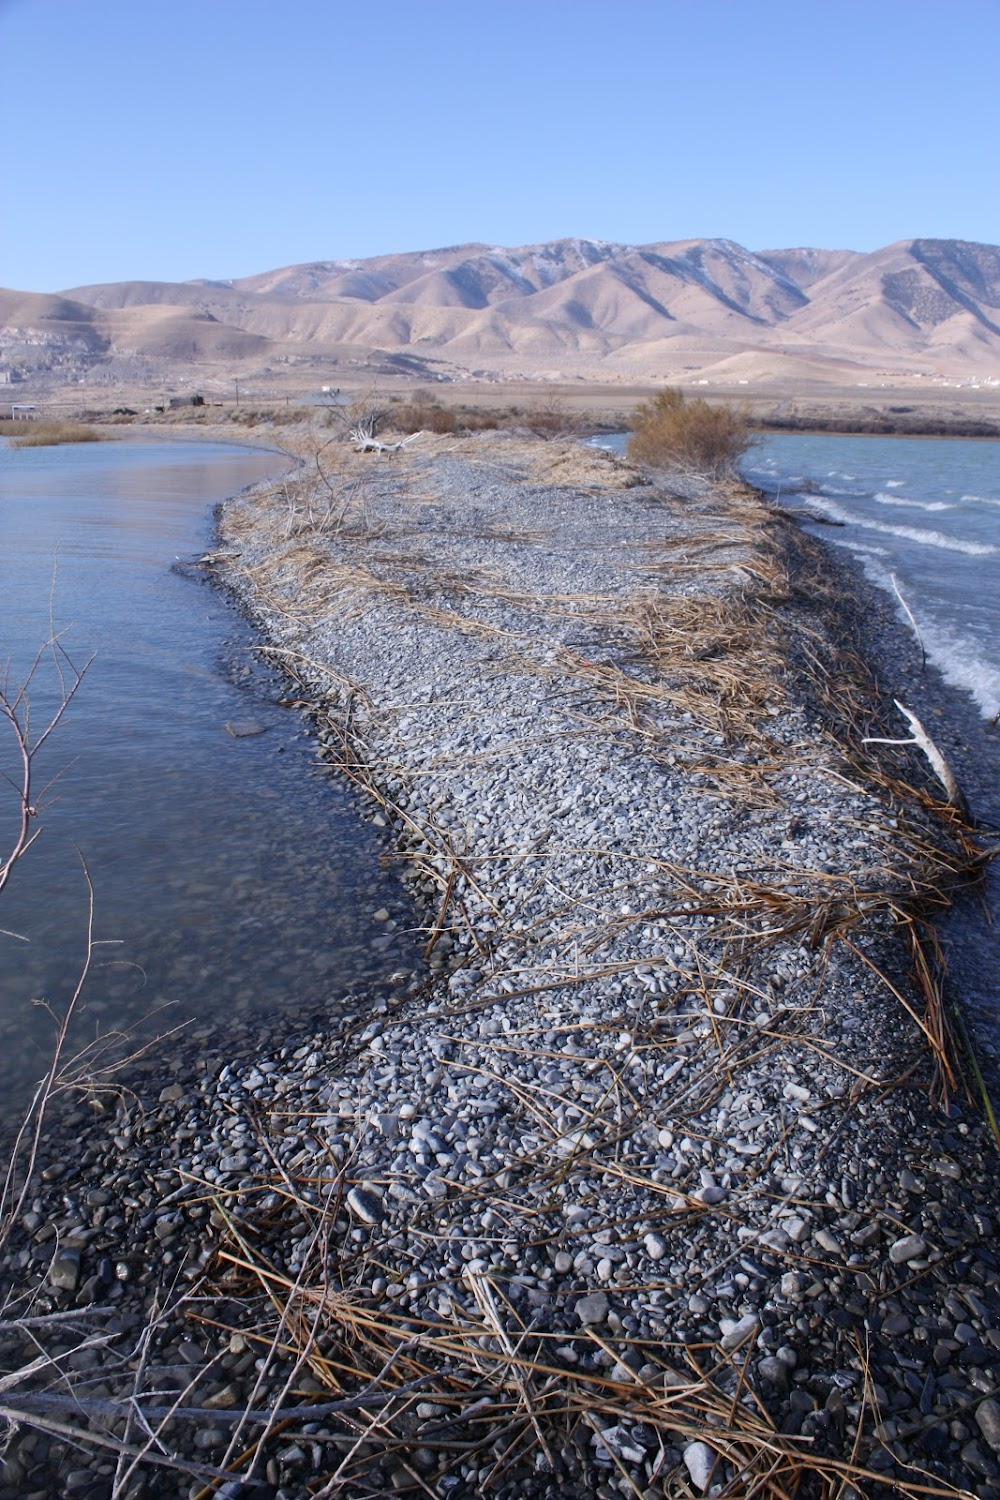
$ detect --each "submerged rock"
[224,718,268,737]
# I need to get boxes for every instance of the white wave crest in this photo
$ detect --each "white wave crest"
[803,497,997,555]
[873,493,955,512]
[960,493,1000,507]
[837,540,891,557]
[865,522,996,556]
[917,619,1000,719]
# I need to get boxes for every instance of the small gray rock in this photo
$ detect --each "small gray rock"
[758,1356,790,1389]
[575,1291,610,1326]
[591,1424,644,1463]
[347,1185,386,1224]
[783,1215,809,1243]
[975,1398,1000,1454]
[683,1440,716,1492]
[48,1247,81,1293]
[889,1233,927,1264]
[721,1313,760,1351]
[696,1185,727,1205]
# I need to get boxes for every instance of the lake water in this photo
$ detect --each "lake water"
[596,430,999,726]
[746,434,1000,1067]
[594,430,1000,1066]
[0,438,417,1121]
[744,433,1000,725]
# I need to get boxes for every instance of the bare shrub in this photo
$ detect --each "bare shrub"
[521,393,581,440]
[387,401,499,436]
[388,401,458,435]
[325,394,387,443]
[1,638,91,902]
[628,387,755,476]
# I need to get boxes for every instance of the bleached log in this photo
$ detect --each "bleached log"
[864,699,969,815]
[890,573,926,672]
[350,428,422,455]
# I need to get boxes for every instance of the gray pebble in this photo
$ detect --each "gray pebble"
[976,1399,1000,1454]
[575,1291,610,1326]
[889,1234,927,1264]
[347,1186,386,1224]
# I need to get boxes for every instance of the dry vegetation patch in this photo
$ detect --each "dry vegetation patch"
[6,420,104,447]
[3,431,996,1499]
[628,390,755,478]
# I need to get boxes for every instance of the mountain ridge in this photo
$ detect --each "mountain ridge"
[3,237,999,390]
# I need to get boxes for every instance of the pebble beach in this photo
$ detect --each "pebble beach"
[2,432,998,1500]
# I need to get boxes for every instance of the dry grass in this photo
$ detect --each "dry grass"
[9,421,104,448]
[628,389,755,477]
[4,435,981,1495]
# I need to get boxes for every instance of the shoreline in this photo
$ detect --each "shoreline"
[754,415,1000,442]
[2,433,999,1498]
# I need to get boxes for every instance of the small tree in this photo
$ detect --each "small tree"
[628,388,754,477]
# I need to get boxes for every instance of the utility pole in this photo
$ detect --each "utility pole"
[235,377,240,409]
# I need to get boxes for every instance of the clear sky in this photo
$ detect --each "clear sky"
[2,0,998,292]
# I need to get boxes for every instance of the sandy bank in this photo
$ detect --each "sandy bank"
[2,434,998,1499]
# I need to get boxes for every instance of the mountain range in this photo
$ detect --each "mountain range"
[3,237,1000,391]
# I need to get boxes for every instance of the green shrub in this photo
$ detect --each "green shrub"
[627,388,754,476]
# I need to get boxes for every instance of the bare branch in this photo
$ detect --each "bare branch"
[864,699,970,815]
[0,639,92,899]
[890,573,926,673]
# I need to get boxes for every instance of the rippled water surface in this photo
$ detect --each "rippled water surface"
[744,433,1000,721]
[0,438,415,1117]
[745,432,1000,1068]
[595,429,1000,1061]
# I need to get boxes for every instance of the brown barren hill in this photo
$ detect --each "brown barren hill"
[0,235,994,391]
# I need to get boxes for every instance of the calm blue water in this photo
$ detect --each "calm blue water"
[0,437,415,1117]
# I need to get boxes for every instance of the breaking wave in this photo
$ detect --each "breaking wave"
[873,493,955,512]
[802,497,996,555]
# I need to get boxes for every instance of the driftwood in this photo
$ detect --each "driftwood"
[864,699,970,816]
[350,426,422,456]
[890,573,926,672]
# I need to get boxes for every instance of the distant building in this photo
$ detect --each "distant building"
[168,393,205,409]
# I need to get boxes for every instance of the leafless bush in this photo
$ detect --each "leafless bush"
[0,636,91,903]
[628,387,755,476]
[521,392,581,440]
[386,400,499,435]
[325,393,387,443]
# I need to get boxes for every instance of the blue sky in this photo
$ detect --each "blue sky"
[2,0,998,291]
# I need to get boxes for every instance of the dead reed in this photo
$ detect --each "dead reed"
[5,439,991,1496]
